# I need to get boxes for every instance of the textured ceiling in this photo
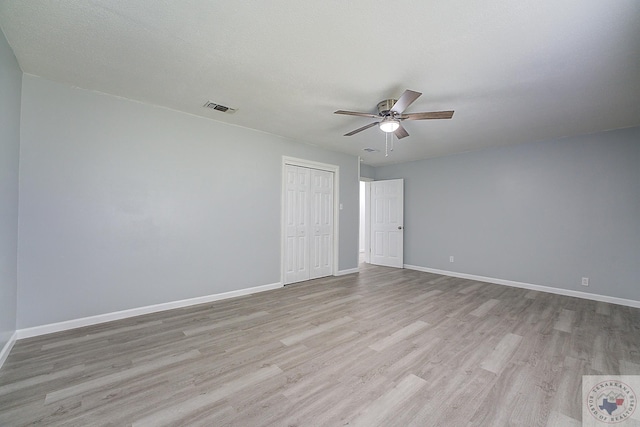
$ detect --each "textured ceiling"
[1,1,639,166]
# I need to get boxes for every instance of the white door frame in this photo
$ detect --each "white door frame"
[281,156,339,284]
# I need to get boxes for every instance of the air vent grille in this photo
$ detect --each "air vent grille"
[203,101,237,114]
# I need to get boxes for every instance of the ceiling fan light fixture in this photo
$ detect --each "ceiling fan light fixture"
[379,118,400,133]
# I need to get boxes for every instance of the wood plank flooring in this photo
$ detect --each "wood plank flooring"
[2,263,640,426]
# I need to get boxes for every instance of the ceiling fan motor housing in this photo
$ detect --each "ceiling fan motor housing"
[377,99,397,116]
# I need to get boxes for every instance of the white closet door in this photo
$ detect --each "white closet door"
[370,179,404,268]
[284,164,334,285]
[284,165,310,284]
[310,169,333,279]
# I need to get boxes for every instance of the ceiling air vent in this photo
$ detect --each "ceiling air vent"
[203,101,237,114]
[363,148,379,153]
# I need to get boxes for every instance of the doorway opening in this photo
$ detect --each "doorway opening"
[359,180,370,265]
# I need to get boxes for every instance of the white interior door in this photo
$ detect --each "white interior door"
[370,179,404,268]
[284,164,334,284]
[310,169,333,279]
[284,165,310,284]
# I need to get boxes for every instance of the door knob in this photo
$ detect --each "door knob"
[398,226,403,230]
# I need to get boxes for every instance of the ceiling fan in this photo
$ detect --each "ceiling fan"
[334,89,454,139]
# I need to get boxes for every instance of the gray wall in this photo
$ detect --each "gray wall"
[374,127,640,301]
[0,30,21,348]
[360,164,375,180]
[17,75,359,329]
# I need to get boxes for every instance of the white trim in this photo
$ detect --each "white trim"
[16,282,283,340]
[282,156,339,173]
[404,264,640,309]
[0,331,18,370]
[281,156,340,284]
[335,268,359,276]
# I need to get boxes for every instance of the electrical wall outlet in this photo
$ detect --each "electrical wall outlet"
[449,256,454,263]
[581,277,589,286]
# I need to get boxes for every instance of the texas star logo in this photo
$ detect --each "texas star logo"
[587,380,637,424]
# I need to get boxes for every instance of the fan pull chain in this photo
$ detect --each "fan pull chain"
[385,132,389,156]
[384,131,395,157]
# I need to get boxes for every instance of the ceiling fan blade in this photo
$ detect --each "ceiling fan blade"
[394,124,409,139]
[344,121,379,136]
[334,110,380,119]
[401,110,454,120]
[390,89,422,114]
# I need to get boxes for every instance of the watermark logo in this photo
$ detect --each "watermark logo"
[583,376,639,426]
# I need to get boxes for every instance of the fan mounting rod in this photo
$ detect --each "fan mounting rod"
[377,99,398,116]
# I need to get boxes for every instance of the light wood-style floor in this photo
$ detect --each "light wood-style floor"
[2,263,640,426]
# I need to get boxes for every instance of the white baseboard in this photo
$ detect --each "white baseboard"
[404,264,640,309]
[0,331,18,370]
[16,282,283,340]
[336,267,359,276]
